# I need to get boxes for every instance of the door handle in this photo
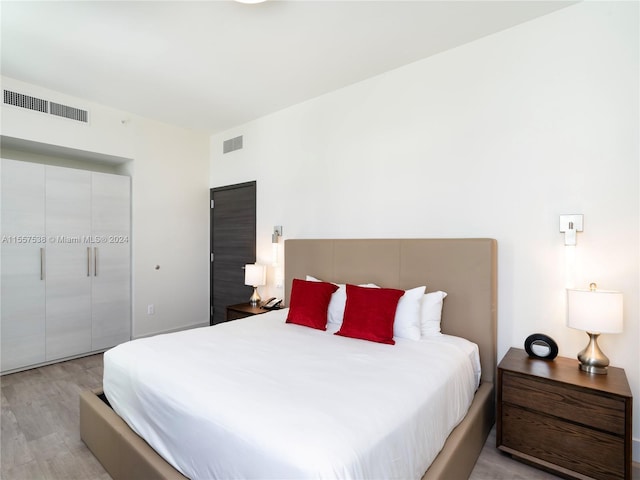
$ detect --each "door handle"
[87,247,91,277]
[40,248,45,281]
[94,247,98,277]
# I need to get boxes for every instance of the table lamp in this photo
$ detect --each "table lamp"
[245,264,266,306]
[566,283,623,374]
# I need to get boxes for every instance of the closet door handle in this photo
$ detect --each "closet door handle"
[94,247,98,277]
[40,248,45,281]
[87,247,91,277]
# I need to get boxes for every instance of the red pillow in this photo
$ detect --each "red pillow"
[336,284,404,345]
[286,279,338,330]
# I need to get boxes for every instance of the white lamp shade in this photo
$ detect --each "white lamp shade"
[567,288,623,334]
[244,264,266,287]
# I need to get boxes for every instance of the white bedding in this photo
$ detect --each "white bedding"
[103,309,480,480]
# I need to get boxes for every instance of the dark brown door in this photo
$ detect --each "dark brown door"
[210,181,256,325]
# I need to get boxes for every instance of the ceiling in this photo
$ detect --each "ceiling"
[1,1,575,134]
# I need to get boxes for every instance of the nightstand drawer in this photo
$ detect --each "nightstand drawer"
[501,404,624,479]
[502,372,626,435]
[225,303,269,323]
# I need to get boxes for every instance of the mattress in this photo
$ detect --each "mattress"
[103,309,480,480]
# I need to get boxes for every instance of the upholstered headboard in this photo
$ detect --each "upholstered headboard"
[284,238,497,384]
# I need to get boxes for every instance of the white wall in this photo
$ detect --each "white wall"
[210,2,640,456]
[1,76,210,338]
[122,117,210,337]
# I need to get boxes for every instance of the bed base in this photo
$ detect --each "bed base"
[80,388,187,480]
[80,382,494,480]
[422,381,494,479]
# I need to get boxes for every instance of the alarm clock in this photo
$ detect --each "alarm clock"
[524,333,559,360]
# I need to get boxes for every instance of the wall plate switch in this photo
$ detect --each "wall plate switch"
[147,304,155,315]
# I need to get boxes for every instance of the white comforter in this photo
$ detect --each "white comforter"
[103,309,479,480]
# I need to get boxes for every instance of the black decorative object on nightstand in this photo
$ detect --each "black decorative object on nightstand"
[524,333,558,360]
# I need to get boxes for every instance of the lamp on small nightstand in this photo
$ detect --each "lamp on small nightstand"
[244,264,266,306]
[567,283,623,374]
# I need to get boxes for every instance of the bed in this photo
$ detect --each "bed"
[80,238,497,480]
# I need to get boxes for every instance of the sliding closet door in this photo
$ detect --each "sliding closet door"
[0,159,46,371]
[91,172,131,350]
[1,161,131,371]
[45,166,92,361]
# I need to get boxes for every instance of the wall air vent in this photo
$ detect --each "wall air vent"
[4,90,48,113]
[3,89,89,124]
[223,135,243,154]
[50,102,88,123]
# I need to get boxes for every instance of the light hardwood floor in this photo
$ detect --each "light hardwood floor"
[1,354,638,480]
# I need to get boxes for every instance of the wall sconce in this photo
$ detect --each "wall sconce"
[272,225,282,266]
[567,283,623,374]
[272,225,282,244]
[560,214,583,288]
[559,214,583,246]
[244,264,266,305]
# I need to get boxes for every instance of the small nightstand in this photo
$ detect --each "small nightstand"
[225,303,269,322]
[497,347,632,480]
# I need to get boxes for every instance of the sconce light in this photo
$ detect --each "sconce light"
[560,214,583,288]
[272,225,282,244]
[244,264,266,305]
[567,283,623,374]
[559,214,583,246]
[272,226,282,266]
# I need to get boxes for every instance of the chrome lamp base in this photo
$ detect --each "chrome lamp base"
[577,332,609,374]
[249,287,261,306]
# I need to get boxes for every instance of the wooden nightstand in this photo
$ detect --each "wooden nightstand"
[497,347,632,480]
[225,303,269,322]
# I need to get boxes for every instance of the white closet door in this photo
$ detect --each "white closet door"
[91,172,130,350]
[1,159,46,371]
[45,166,92,361]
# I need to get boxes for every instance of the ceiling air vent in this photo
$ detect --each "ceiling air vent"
[223,135,243,154]
[4,89,48,113]
[3,89,89,124]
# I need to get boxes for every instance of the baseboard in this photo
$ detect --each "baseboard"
[1,349,108,376]
[132,322,209,340]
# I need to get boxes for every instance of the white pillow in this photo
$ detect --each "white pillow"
[393,286,426,341]
[307,276,425,340]
[420,291,447,336]
[306,276,377,325]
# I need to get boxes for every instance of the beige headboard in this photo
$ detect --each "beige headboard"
[284,238,497,384]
